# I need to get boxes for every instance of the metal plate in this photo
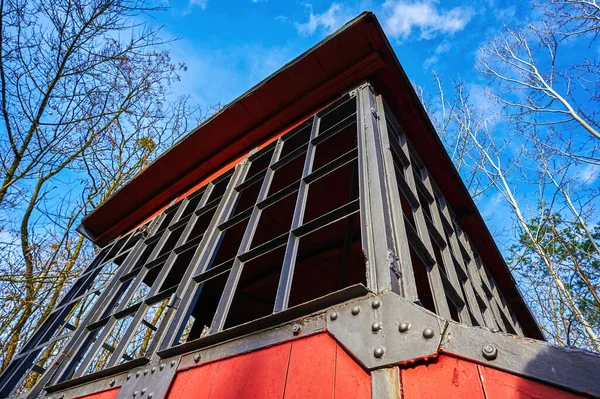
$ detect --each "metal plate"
[114,357,180,399]
[327,291,447,369]
[371,368,400,399]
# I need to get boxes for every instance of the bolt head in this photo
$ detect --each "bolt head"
[136,371,140,378]
[482,344,498,360]
[160,363,165,370]
[133,391,138,397]
[193,353,201,363]
[422,328,435,339]
[292,323,301,335]
[398,322,411,333]
[330,312,339,321]
[141,388,147,395]
[143,369,148,375]
[151,366,156,373]
[127,373,131,380]
[351,306,360,315]
[148,394,154,399]
[371,299,381,309]
[109,379,116,386]
[373,346,385,358]
[371,322,382,332]
[170,360,176,367]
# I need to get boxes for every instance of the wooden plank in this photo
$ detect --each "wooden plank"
[284,334,336,399]
[167,361,220,399]
[400,355,485,399]
[237,342,292,399]
[334,344,371,399]
[74,388,119,399]
[478,364,586,399]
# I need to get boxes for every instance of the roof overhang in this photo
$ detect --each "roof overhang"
[79,12,544,340]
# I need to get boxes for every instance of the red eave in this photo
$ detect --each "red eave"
[79,12,544,340]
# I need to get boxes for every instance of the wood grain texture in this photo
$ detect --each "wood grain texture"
[333,344,371,399]
[400,355,485,399]
[283,334,337,399]
[165,333,370,399]
[478,364,587,399]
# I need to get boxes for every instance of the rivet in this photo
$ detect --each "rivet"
[292,324,301,335]
[127,373,131,380]
[371,299,381,309]
[136,371,140,378]
[482,344,498,360]
[170,360,176,367]
[398,322,411,333]
[423,328,435,339]
[59,395,64,399]
[143,368,148,375]
[371,322,382,332]
[330,312,339,321]
[109,379,116,386]
[148,394,154,399]
[193,353,201,363]
[160,363,165,370]
[373,346,385,358]
[351,306,360,315]
[141,388,147,395]
[151,366,156,373]
[133,391,138,397]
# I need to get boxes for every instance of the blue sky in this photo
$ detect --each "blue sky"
[155,0,531,109]
[145,0,599,252]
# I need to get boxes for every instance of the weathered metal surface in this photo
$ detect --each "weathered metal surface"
[177,314,326,370]
[371,368,400,399]
[327,291,447,369]
[113,357,180,399]
[441,322,600,397]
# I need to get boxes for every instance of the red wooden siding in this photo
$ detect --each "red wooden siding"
[166,333,371,399]
[400,355,588,399]
[74,388,119,399]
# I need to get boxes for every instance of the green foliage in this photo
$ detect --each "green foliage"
[509,207,600,330]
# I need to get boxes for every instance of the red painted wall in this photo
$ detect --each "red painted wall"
[166,333,371,399]
[74,387,119,399]
[72,339,588,399]
[400,355,587,399]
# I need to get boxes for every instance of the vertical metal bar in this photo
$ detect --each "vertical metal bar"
[45,217,163,387]
[375,95,418,301]
[273,116,319,312]
[158,165,248,350]
[210,140,283,332]
[339,161,359,288]
[455,227,499,329]
[420,170,471,325]
[356,85,398,293]
[392,122,451,318]
[436,195,487,327]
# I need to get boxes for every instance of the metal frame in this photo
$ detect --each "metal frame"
[1,83,545,399]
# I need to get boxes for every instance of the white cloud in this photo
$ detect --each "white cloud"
[578,163,600,185]
[423,41,450,69]
[382,0,473,40]
[189,0,207,10]
[295,3,352,36]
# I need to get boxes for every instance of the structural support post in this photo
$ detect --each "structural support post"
[356,84,397,293]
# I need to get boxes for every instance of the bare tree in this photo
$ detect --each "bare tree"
[478,23,600,143]
[539,0,600,38]
[0,0,209,375]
